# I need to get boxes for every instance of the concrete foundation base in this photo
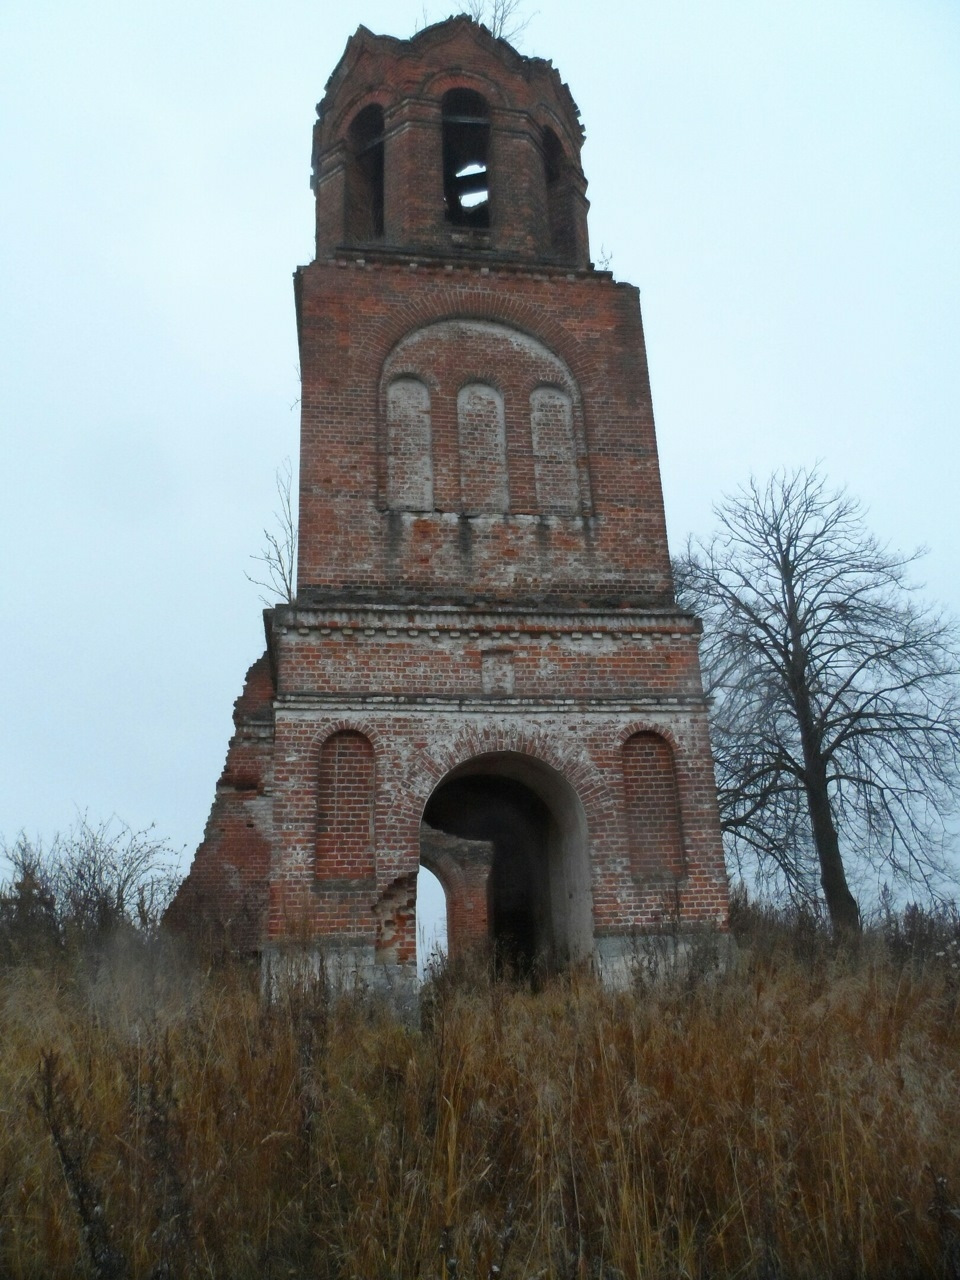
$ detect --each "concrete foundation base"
[261,943,420,1012]
[593,931,737,989]
[261,930,736,1010]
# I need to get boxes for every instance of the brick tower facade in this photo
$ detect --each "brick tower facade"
[169,18,729,983]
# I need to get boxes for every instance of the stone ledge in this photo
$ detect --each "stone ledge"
[274,694,709,713]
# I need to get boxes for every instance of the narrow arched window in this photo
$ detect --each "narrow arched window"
[442,90,490,228]
[345,104,384,242]
[543,127,575,260]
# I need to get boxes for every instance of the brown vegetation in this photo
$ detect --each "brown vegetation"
[2,908,960,1278]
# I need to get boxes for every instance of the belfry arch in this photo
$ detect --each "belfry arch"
[420,751,592,970]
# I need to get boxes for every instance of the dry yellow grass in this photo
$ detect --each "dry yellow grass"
[1,921,959,1278]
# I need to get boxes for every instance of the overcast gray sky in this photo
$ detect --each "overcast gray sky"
[3,0,959,930]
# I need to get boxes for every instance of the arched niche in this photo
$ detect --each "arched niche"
[622,731,686,880]
[315,729,376,882]
[379,318,591,517]
[385,376,433,511]
[457,382,507,514]
[530,384,578,515]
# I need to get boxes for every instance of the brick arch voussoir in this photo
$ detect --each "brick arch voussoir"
[456,376,507,405]
[372,294,593,402]
[323,90,393,148]
[381,365,442,398]
[617,719,691,810]
[618,720,684,758]
[532,105,584,166]
[408,723,611,833]
[418,843,466,901]
[308,719,384,773]
[420,68,509,107]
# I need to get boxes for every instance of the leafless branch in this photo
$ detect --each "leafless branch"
[246,457,298,606]
[461,0,535,45]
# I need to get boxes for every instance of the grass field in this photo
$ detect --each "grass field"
[2,907,959,1278]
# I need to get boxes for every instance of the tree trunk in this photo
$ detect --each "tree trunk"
[802,754,861,933]
[783,569,861,933]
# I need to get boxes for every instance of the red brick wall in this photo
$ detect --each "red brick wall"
[294,261,670,605]
[264,690,728,956]
[270,609,706,703]
[166,654,275,952]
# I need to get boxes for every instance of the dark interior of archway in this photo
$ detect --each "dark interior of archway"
[346,104,385,241]
[424,775,552,973]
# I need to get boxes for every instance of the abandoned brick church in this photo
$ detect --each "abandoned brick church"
[168,16,729,982]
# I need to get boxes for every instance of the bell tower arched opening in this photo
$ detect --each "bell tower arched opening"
[345,103,385,242]
[442,89,491,228]
[420,751,593,972]
[543,126,577,262]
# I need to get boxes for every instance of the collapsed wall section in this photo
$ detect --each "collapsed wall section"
[166,653,275,952]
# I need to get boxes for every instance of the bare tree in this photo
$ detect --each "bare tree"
[676,467,960,931]
[415,1,534,48]
[1,816,180,956]
[246,457,298,606]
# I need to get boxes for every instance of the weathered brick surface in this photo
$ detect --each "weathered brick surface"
[295,265,670,605]
[172,17,729,973]
[313,19,588,265]
[167,654,275,951]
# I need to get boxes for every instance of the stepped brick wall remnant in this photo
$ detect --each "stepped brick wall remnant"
[168,17,729,986]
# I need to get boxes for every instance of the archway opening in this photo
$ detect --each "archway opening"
[420,752,592,973]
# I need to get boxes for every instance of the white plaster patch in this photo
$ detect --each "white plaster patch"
[481,649,515,694]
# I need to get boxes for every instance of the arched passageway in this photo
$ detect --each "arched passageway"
[419,752,592,972]
[416,865,448,978]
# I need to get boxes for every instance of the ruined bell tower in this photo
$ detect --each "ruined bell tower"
[169,18,729,983]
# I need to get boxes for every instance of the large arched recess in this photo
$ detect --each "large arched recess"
[419,750,593,970]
